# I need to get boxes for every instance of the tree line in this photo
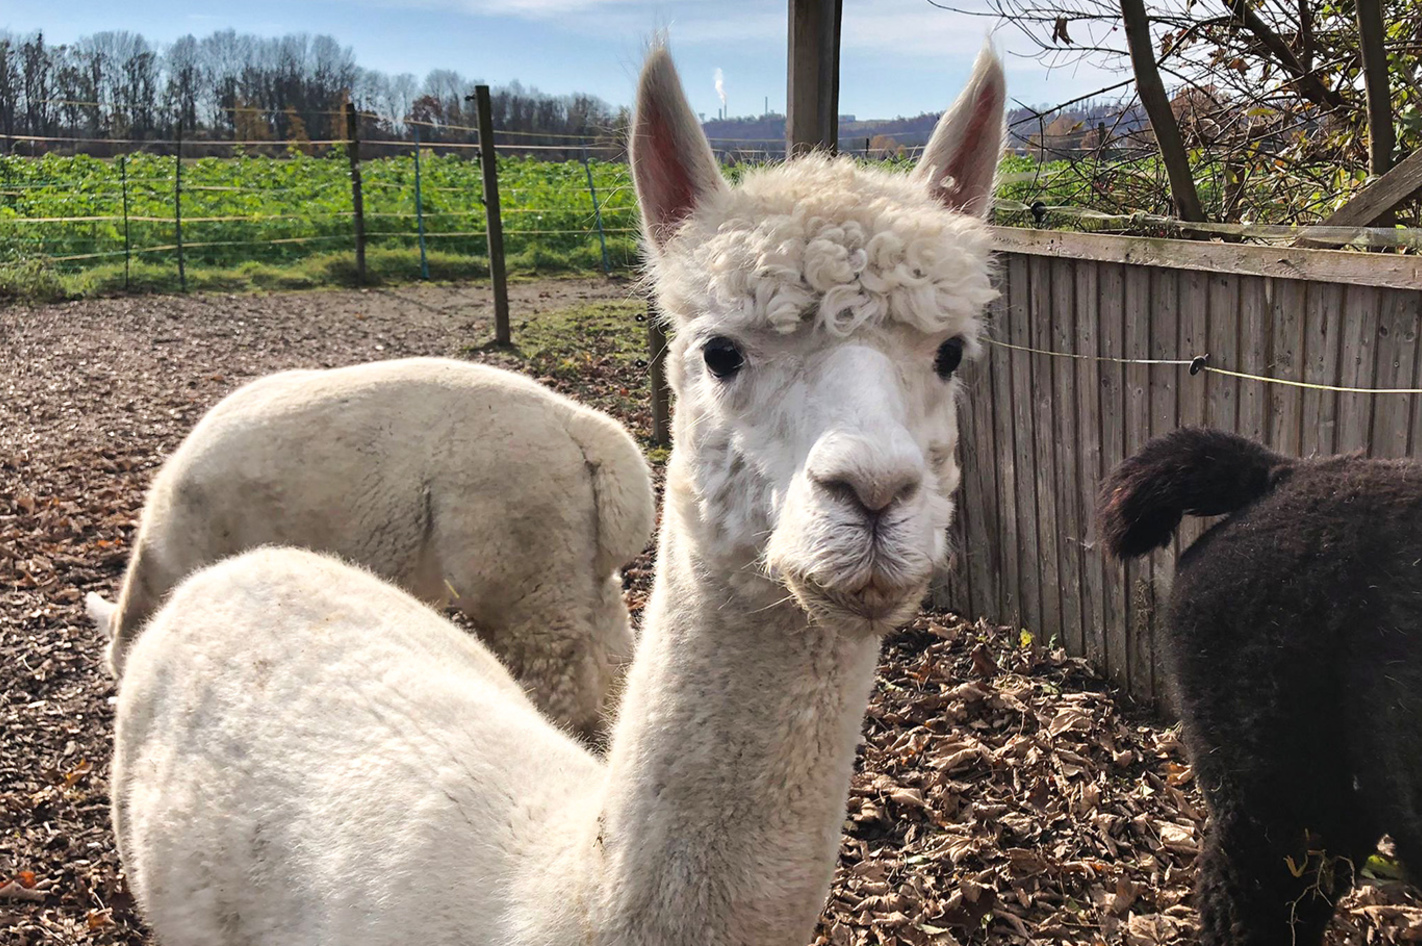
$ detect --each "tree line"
[0,29,627,149]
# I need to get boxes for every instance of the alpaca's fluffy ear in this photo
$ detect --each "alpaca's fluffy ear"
[630,44,729,248]
[911,46,1007,218]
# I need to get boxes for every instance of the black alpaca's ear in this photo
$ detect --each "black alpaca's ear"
[630,43,730,249]
[911,45,1007,218]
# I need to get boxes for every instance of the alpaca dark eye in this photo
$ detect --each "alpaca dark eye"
[703,336,745,379]
[935,337,965,380]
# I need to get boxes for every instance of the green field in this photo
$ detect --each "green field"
[0,149,642,299]
[0,148,1357,302]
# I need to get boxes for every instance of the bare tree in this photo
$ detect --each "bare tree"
[1119,0,1205,220]
[936,0,1422,228]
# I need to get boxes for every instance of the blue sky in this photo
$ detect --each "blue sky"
[8,0,1123,120]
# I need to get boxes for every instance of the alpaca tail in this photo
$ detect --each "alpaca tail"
[564,409,658,577]
[1097,427,1294,560]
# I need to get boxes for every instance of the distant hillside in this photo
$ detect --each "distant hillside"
[699,102,1149,156]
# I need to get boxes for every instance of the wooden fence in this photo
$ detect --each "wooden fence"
[933,228,1422,708]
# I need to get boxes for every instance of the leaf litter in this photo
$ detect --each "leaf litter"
[1,280,1414,944]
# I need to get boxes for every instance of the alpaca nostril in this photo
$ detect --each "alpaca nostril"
[815,470,923,517]
[819,477,868,513]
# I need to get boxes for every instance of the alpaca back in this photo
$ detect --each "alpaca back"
[104,357,652,683]
[1104,432,1422,869]
[1166,455,1422,782]
[114,547,603,946]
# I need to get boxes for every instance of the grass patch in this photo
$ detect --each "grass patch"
[474,298,660,442]
[0,244,634,304]
[0,258,68,303]
[496,298,649,367]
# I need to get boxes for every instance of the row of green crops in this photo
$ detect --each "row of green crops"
[0,150,643,276]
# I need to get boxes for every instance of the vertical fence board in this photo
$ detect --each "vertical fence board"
[1238,277,1272,446]
[959,346,1001,620]
[1123,265,1154,702]
[1050,257,1084,656]
[1207,273,1241,433]
[1029,257,1063,645]
[960,278,1004,619]
[1407,292,1422,457]
[1097,262,1129,687]
[1074,260,1107,669]
[1147,267,1180,700]
[945,354,974,611]
[988,287,1022,625]
[1302,281,1344,457]
[1176,270,1210,553]
[1008,256,1042,635]
[1337,285,1381,454]
[1371,290,1420,457]
[941,479,969,609]
[1269,279,1306,456]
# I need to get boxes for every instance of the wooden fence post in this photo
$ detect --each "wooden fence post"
[475,85,511,345]
[786,0,843,157]
[174,118,186,293]
[346,102,367,286]
[646,299,671,447]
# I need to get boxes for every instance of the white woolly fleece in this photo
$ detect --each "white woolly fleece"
[650,154,997,350]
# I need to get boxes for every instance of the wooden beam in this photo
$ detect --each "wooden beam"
[786,0,842,157]
[1294,148,1422,248]
[990,226,1422,293]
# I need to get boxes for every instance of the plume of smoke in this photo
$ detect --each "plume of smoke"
[714,68,726,109]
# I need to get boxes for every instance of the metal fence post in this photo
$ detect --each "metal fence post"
[119,154,131,290]
[474,85,510,345]
[346,102,367,285]
[413,124,428,280]
[175,120,186,293]
[581,145,610,276]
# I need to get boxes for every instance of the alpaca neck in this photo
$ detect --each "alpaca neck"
[588,479,881,945]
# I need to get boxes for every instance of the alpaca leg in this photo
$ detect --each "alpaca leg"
[464,606,614,744]
[1196,799,1366,946]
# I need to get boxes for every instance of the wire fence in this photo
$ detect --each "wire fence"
[3,118,1420,298]
[0,124,642,288]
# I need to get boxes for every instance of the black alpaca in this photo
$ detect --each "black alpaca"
[1098,427,1422,946]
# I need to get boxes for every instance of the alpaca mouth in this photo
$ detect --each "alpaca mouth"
[784,570,928,630]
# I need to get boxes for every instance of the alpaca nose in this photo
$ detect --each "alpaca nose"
[808,430,925,518]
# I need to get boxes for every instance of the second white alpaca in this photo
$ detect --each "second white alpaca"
[90,357,654,737]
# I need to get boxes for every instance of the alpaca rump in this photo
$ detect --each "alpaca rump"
[112,42,1007,946]
[92,356,654,738]
[1099,427,1422,946]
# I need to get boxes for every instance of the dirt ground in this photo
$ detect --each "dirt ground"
[1,279,1416,945]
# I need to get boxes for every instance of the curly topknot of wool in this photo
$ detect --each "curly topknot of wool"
[649,154,997,346]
